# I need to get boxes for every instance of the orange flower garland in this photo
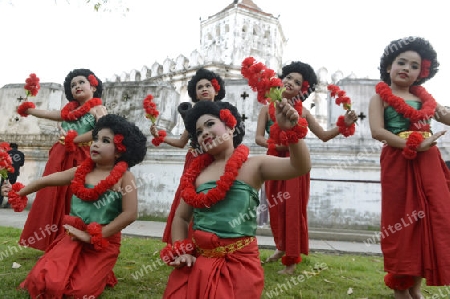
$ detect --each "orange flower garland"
[60,98,102,121]
[180,145,249,208]
[70,158,128,201]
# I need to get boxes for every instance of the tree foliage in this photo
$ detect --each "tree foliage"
[85,0,128,13]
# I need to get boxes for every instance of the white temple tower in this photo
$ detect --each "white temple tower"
[199,0,286,77]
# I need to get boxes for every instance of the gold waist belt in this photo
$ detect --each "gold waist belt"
[397,131,431,139]
[194,236,255,258]
[59,136,92,147]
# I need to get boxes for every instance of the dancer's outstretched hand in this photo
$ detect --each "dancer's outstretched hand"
[344,110,358,126]
[275,98,299,130]
[418,131,446,151]
[150,124,159,137]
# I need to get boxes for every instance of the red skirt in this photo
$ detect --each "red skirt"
[265,150,310,264]
[380,145,450,285]
[163,230,264,299]
[20,231,121,298]
[19,142,90,251]
[162,150,196,244]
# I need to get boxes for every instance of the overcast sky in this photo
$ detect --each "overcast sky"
[0,0,448,104]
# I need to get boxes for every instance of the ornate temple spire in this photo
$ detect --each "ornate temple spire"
[200,0,284,73]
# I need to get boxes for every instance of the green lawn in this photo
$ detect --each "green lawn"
[1,227,449,298]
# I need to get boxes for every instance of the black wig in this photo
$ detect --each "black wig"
[280,61,318,101]
[93,114,147,167]
[184,101,245,149]
[379,36,439,86]
[187,68,226,102]
[63,69,103,102]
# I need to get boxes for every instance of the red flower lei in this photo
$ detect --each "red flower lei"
[402,132,424,159]
[61,98,102,121]
[64,130,78,153]
[143,94,159,123]
[7,182,28,212]
[0,150,14,179]
[87,222,109,250]
[327,84,352,110]
[70,158,128,201]
[180,144,249,208]
[336,115,356,137]
[17,101,36,117]
[376,82,436,131]
[24,73,40,97]
[241,56,283,104]
[152,130,167,146]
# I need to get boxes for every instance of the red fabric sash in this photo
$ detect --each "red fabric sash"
[381,145,450,285]
[163,230,264,299]
[20,225,121,298]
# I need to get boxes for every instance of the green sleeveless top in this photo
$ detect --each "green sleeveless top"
[61,113,96,135]
[70,184,122,225]
[384,101,428,134]
[193,180,259,238]
[265,119,274,135]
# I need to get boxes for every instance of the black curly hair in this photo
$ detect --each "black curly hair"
[63,69,103,102]
[92,114,147,167]
[187,68,226,102]
[184,101,245,149]
[379,36,439,86]
[280,61,318,101]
